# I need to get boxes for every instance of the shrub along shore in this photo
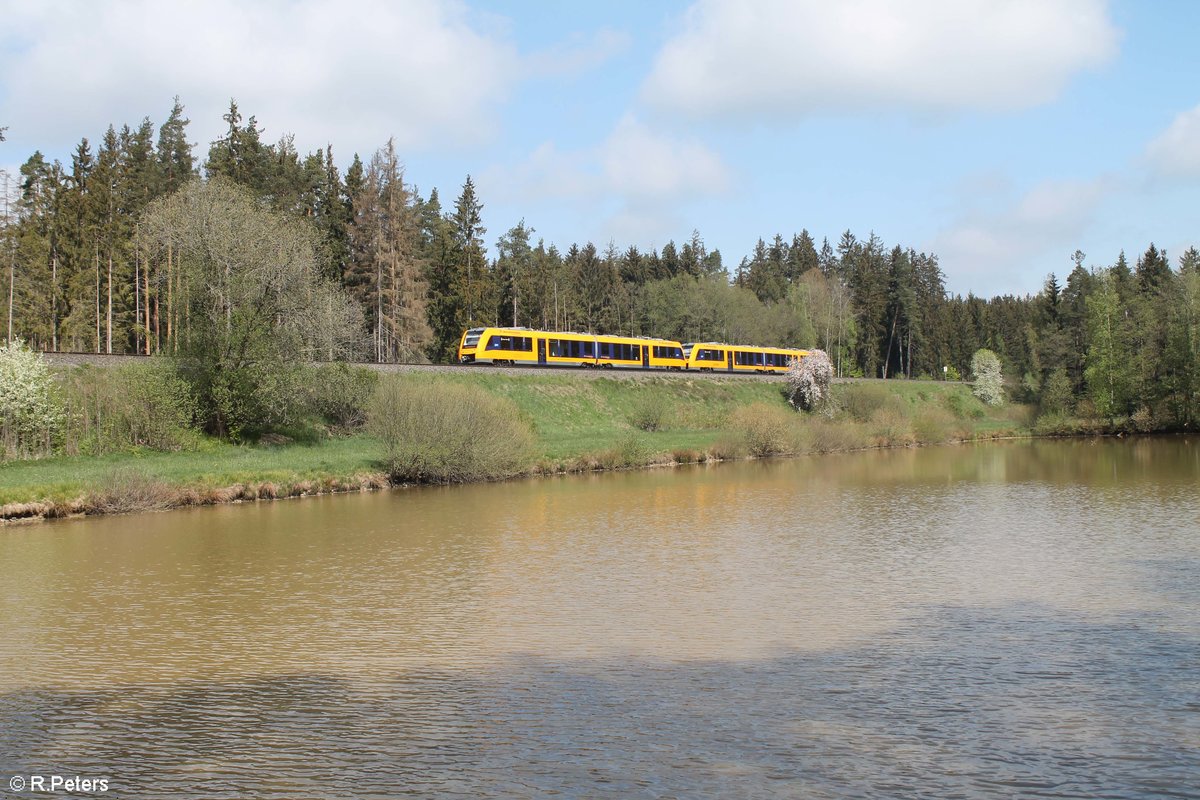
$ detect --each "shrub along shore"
[1,364,1040,523]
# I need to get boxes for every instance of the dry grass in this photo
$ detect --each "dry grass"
[804,419,871,453]
[869,408,915,447]
[912,407,957,443]
[84,469,179,515]
[725,403,798,457]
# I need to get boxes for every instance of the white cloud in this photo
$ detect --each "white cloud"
[478,115,730,247]
[929,177,1112,295]
[0,0,519,158]
[1145,104,1200,177]
[642,0,1119,119]
[483,115,729,203]
[523,28,632,80]
[602,116,730,200]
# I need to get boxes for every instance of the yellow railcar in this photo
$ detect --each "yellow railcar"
[457,328,686,369]
[682,342,808,373]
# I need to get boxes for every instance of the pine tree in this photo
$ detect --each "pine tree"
[59,138,98,352]
[157,97,194,195]
[787,230,818,281]
[496,220,534,327]
[206,100,271,194]
[452,176,487,327]
[423,188,465,362]
[882,246,917,378]
[1180,246,1200,276]
[659,240,680,279]
[1135,242,1172,295]
[314,145,350,283]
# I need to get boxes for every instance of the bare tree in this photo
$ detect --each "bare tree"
[144,178,366,437]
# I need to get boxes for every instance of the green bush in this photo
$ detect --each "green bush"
[597,431,653,469]
[837,383,891,423]
[367,378,533,483]
[1033,410,1076,435]
[944,388,986,420]
[1039,368,1074,415]
[59,361,200,455]
[300,363,379,431]
[628,392,672,432]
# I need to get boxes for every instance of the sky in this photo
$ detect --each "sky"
[1,0,1199,297]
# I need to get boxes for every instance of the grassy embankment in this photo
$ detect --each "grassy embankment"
[0,371,1028,521]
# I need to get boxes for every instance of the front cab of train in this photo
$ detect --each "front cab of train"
[457,327,486,363]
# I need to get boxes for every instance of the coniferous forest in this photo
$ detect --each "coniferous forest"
[3,99,1199,429]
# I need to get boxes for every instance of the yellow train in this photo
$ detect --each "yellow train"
[458,327,807,374]
[682,342,808,374]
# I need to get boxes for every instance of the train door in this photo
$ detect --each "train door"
[726,349,733,371]
[642,345,650,369]
[537,337,546,365]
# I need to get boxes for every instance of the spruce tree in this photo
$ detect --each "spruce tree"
[157,97,194,195]
[452,176,487,327]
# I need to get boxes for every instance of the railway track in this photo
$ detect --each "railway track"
[38,351,792,380]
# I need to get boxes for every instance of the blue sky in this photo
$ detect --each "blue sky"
[2,0,1198,297]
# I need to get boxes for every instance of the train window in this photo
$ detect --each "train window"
[599,342,612,359]
[549,339,561,357]
[561,339,594,359]
[487,335,532,351]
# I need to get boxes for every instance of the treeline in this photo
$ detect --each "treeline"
[2,99,1199,427]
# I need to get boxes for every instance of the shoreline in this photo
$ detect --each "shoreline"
[4,368,1177,526]
[0,429,1126,526]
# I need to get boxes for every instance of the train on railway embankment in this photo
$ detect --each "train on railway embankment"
[457,327,808,375]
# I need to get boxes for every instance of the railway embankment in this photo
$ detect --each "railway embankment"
[2,366,1029,523]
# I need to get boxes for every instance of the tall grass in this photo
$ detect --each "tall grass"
[725,402,799,457]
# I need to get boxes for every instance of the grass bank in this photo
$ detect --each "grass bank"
[1,372,1030,522]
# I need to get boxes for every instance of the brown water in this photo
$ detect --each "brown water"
[1,438,1198,798]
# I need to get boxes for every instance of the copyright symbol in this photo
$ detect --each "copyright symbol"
[8,775,25,792]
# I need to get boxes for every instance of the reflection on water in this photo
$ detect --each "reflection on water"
[1,438,1198,798]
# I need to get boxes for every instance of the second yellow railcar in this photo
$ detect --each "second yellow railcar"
[682,342,808,373]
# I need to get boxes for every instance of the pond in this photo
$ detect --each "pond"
[2,438,1197,798]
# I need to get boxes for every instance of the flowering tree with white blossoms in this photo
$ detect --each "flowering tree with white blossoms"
[786,349,834,412]
[0,339,63,459]
[970,348,1005,406]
